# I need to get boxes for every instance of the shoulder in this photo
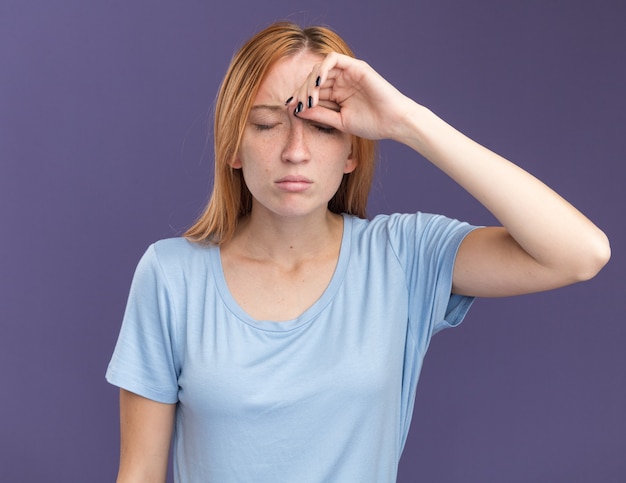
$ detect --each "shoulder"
[138,237,216,282]
[347,212,477,270]
[348,212,470,239]
[151,236,202,257]
[150,237,212,262]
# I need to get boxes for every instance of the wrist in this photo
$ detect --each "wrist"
[390,102,434,147]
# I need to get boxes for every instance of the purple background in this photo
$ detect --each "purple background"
[1,1,624,481]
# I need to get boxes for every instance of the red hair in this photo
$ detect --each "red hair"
[185,22,377,244]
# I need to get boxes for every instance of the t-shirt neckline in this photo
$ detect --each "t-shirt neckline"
[209,213,353,332]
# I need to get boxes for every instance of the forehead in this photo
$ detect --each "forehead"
[254,51,324,104]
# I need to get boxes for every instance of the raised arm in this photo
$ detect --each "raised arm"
[395,106,610,296]
[116,389,175,483]
[291,53,610,297]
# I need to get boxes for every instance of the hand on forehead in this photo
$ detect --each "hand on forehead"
[317,99,341,113]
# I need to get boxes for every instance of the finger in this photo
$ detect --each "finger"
[293,104,344,131]
[301,56,348,108]
[318,99,341,112]
[316,87,338,103]
[286,63,322,114]
[305,64,324,108]
[292,53,355,115]
[287,52,360,108]
[317,52,359,83]
[284,62,323,107]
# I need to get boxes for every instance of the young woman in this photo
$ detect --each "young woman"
[106,22,610,482]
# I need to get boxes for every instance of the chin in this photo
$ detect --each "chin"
[257,203,329,220]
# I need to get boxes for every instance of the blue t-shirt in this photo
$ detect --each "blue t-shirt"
[106,212,477,482]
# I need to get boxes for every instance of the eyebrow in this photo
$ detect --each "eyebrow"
[250,101,341,113]
[250,104,284,112]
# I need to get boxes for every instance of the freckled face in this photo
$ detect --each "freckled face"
[231,51,356,219]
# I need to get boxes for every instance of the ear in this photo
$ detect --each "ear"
[229,156,242,169]
[343,145,357,174]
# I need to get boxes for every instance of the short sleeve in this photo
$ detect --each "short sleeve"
[385,212,478,352]
[106,244,180,403]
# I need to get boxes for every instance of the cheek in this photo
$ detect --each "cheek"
[335,139,356,173]
[235,140,258,171]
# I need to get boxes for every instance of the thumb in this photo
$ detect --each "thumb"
[296,104,345,132]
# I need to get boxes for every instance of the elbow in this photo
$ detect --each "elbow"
[574,230,611,282]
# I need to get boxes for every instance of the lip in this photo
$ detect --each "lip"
[275,175,313,192]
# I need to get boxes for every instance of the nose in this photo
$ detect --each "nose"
[281,118,309,164]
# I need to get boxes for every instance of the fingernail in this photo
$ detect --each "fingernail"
[315,76,321,87]
[294,102,303,114]
[285,96,293,105]
[307,96,313,108]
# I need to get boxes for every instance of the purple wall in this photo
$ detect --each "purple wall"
[2,1,624,481]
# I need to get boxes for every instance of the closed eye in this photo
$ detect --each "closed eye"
[311,123,336,134]
[254,123,276,131]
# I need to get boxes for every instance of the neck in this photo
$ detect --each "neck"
[229,209,344,265]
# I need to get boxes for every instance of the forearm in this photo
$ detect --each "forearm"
[395,103,610,280]
[117,389,175,483]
